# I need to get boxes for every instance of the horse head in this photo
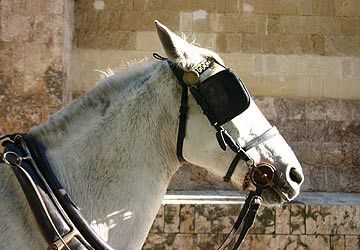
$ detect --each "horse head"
[155,21,304,205]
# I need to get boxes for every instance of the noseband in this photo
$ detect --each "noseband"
[154,53,280,249]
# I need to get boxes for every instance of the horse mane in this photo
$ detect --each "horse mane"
[31,61,163,146]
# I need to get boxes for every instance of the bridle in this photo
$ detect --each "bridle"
[154,53,281,249]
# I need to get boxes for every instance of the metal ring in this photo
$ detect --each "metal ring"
[3,151,22,166]
[250,162,276,188]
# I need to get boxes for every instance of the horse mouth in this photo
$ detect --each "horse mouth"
[261,185,299,205]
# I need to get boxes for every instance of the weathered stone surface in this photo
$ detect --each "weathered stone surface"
[342,17,360,35]
[253,97,277,120]
[300,164,327,192]
[0,14,32,42]
[195,204,240,233]
[270,16,342,35]
[0,105,57,134]
[238,0,298,15]
[345,235,360,250]
[275,205,290,234]
[290,205,305,234]
[242,34,303,54]
[335,0,360,17]
[180,205,195,233]
[75,30,136,50]
[325,35,360,56]
[306,205,360,234]
[313,0,336,16]
[164,204,180,233]
[150,205,164,233]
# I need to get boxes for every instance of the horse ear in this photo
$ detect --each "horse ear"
[155,21,189,62]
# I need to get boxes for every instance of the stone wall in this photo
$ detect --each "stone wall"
[70,0,360,193]
[143,191,360,250]
[0,0,73,134]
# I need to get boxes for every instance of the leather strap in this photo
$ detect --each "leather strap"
[217,184,263,250]
[1,134,114,250]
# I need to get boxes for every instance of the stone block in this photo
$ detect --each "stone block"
[0,42,13,76]
[237,0,297,15]
[345,235,360,250]
[274,97,289,120]
[271,16,342,35]
[290,205,305,234]
[325,35,360,56]
[242,34,303,54]
[118,11,179,31]
[326,165,360,192]
[180,205,195,233]
[164,204,180,233]
[136,31,163,51]
[306,205,360,234]
[222,14,267,34]
[74,0,94,10]
[246,234,330,250]
[150,205,164,233]
[215,33,242,53]
[134,0,238,13]
[288,98,306,120]
[296,0,313,15]
[143,234,197,250]
[179,12,192,32]
[275,119,307,142]
[31,15,65,44]
[335,0,360,17]
[0,14,32,42]
[300,164,327,192]
[250,207,275,234]
[43,0,64,15]
[313,0,336,16]
[342,17,360,35]
[0,105,58,134]
[331,235,346,250]
[196,234,225,250]
[103,0,133,11]
[75,9,88,29]
[340,58,356,77]
[252,97,277,120]
[75,30,136,50]
[195,204,241,234]
[188,32,218,50]
[275,205,290,234]
[192,13,223,32]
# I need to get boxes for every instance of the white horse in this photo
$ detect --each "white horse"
[0,22,303,249]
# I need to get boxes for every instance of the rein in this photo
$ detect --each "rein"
[154,53,280,249]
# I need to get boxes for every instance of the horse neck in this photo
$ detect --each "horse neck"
[30,61,181,246]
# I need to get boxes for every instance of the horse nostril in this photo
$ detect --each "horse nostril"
[289,167,303,184]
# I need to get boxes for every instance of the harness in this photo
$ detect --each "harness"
[1,133,114,250]
[0,55,280,249]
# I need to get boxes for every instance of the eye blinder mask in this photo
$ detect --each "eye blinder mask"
[190,67,251,126]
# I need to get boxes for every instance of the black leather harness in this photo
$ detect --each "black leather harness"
[1,133,114,250]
